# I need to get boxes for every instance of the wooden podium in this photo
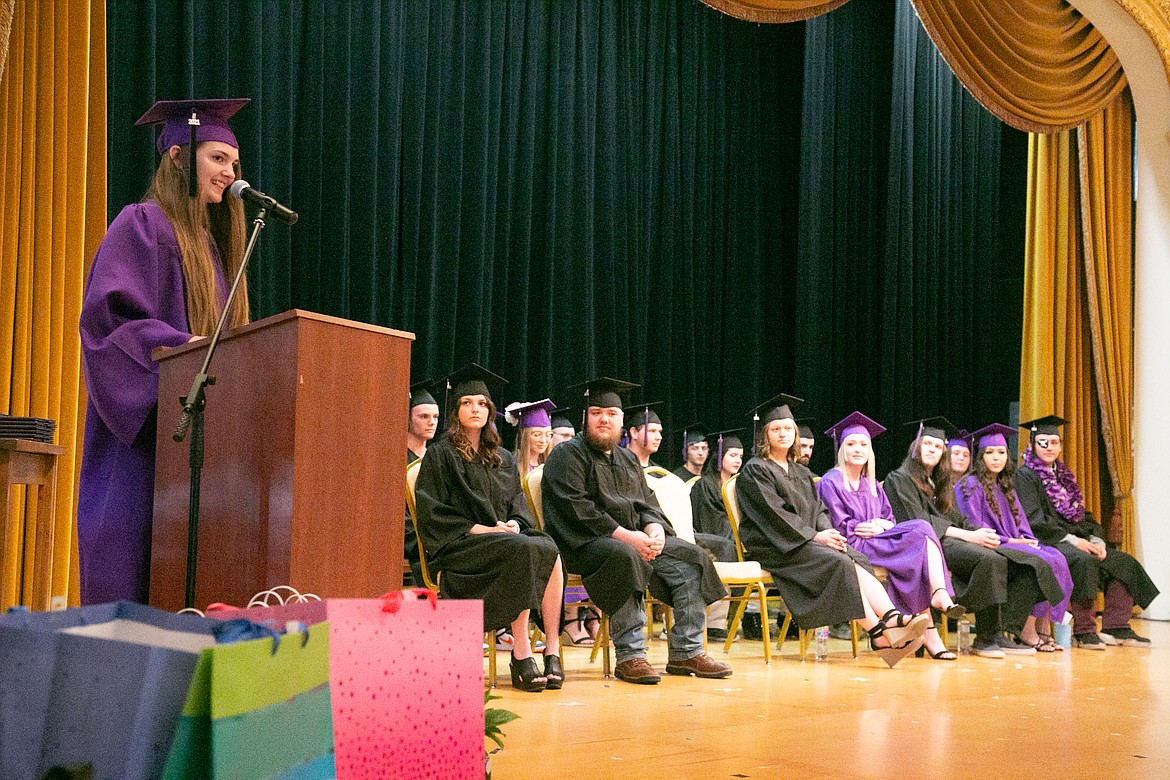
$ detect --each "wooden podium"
[149,310,414,611]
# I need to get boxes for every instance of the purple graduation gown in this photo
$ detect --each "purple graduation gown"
[817,469,951,615]
[77,202,211,604]
[953,475,1073,622]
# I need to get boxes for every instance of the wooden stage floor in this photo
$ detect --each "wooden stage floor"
[488,619,1169,779]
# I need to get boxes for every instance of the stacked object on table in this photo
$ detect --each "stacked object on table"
[0,415,56,444]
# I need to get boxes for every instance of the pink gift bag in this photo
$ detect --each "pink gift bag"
[329,591,484,779]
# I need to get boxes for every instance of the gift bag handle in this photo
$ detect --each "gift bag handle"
[379,588,438,613]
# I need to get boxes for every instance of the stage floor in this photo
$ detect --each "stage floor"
[488,618,1169,778]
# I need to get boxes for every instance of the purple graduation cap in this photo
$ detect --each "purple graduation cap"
[135,98,249,197]
[1019,414,1066,441]
[443,363,507,410]
[750,392,804,439]
[947,429,971,451]
[971,422,1017,451]
[504,399,557,429]
[824,411,886,450]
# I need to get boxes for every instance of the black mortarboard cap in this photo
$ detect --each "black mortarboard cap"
[751,393,804,429]
[550,407,575,431]
[568,377,639,410]
[796,417,817,440]
[409,379,438,409]
[1019,414,1066,439]
[443,364,507,406]
[904,415,959,444]
[624,401,663,428]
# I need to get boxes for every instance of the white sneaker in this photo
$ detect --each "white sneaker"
[1097,631,1121,646]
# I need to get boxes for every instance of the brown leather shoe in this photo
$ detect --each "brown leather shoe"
[665,652,733,679]
[614,657,661,685]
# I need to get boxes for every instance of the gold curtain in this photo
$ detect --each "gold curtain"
[0,0,105,609]
[698,0,849,24]
[1019,131,1101,522]
[910,0,1126,133]
[1077,92,1134,550]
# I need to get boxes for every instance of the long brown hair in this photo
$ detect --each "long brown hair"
[146,146,249,336]
[446,398,504,468]
[755,419,798,462]
[901,437,955,512]
[971,447,1022,523]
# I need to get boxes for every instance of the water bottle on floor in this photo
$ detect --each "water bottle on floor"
[956,621,971,654]
[814,626,829,660]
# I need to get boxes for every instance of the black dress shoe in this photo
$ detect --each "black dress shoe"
[741,612,763,640]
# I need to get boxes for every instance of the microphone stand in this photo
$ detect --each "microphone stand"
[173,206,269,609]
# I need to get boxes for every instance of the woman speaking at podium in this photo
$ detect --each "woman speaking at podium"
[77,98,251,604]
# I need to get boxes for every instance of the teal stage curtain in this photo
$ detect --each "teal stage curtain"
[105,0,1026,474]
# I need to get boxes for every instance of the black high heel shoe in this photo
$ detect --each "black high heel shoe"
[510,653,547,692]
[932,588,966,620]
[543,653,564,690]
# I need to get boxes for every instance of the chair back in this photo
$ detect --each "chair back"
[721,474,748,562]
[643,467,696,544]
[523,464,545,531]
[404,458,439,591]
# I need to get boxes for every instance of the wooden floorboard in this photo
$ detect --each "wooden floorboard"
[487,619,1170,778]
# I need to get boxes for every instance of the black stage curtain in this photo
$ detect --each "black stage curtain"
[106,0,1024,472]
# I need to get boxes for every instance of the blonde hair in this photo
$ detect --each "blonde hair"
[835,435,878,496]
[146,146,250,336]
[515,426,550,475]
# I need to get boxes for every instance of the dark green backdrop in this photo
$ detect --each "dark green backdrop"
[106,0,1025,474]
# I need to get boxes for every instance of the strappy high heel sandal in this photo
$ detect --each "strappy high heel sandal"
[931,588,966,620]
[510,653,548,692]
[561,614,594,647]
[543,653,564,690]
[868,610,928,668]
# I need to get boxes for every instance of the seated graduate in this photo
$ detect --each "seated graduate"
[884,418,1044,657]
[690,430,745,548]
[673,425,708,481]
[403,380,440,586]
[947,429,972,481]
[624,401,664,469]
[796,420,817,474]
[414,365,565,692]
[734,394,928,667]
[953,424,1075,652]
[550,409,576,449]
[816,412,964,660]
[541,377,731,684]
[1014,415,1159,649]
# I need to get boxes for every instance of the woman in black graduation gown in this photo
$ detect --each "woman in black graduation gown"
[1014,415,1158,648]
[690,432,743,546]
[735,397,929,667]
[884,418,1050,657]
[415,366,565,691]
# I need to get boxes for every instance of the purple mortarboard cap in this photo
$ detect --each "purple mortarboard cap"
[135,98,250,154]
[947,429,971,450]
[569,377,639,410]
[1019,414,1066,440]
[505,399,557,429]
[443,363,507,407]
[825,411,886,449]
[971,423,1016,450]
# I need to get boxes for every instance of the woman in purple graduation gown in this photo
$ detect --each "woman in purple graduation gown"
[816,412,964,660]
[77,99,252,604]
[953,424,1074,652]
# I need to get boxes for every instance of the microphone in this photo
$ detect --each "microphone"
[229,180,298,225]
